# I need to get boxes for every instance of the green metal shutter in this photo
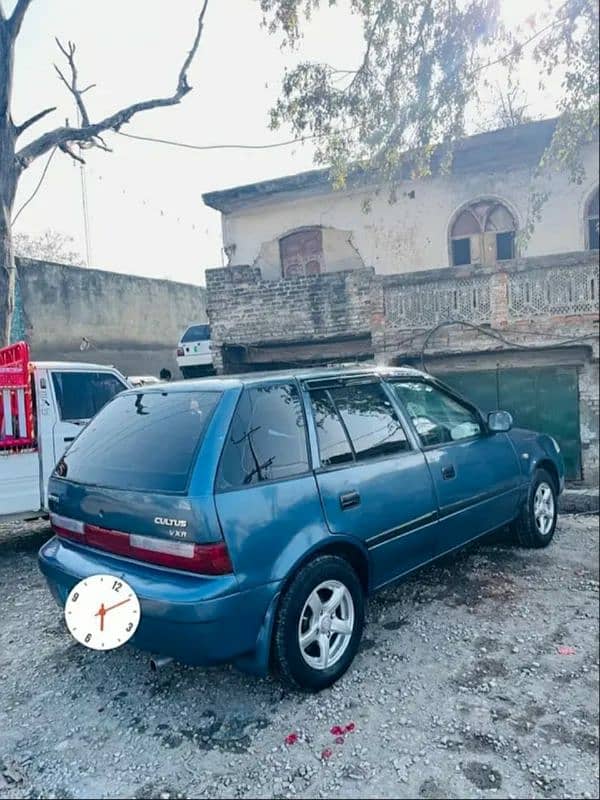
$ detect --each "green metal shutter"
[434,366,581,480]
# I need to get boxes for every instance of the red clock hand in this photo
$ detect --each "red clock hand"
[95,602,106,632]
[103,597,131,614]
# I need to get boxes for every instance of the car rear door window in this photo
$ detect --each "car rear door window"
[329,383,410,461]
[52,371,126,422]
[216,384,309,490]
[391,381,483,447]
[57,390,221,492]
[309,388,354,467]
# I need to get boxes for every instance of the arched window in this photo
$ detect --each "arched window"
[585,187,599,250]
[450,200,517,267]
[279,228,324,278]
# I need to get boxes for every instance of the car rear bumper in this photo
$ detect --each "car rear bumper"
[38,536,278,667]
[176,354,213,367]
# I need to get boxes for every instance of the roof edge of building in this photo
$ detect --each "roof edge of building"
[202,118,567,214]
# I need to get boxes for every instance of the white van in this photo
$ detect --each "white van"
[176,323,215,378]
[0,342,129,522]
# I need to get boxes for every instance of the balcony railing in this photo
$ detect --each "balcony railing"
[382,252,599,330]
[385,274,492,328]
[507,260,598,318]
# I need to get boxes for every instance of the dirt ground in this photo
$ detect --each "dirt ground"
[0,515,598,800]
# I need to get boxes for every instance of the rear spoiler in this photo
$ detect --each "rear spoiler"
[0,341,36,451]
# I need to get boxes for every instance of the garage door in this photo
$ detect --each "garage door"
[436,366,581,480]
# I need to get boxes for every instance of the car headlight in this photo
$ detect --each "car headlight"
[550,436,561,453]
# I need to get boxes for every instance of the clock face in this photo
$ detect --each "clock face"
[65,574,141,651]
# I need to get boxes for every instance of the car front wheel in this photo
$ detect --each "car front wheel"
[273,555,365,691]
[511,468,558,548]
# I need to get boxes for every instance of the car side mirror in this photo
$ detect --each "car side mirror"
[487,410,513,433]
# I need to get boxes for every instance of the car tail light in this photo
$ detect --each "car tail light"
[176,347,184,357]
[50,514,232,575]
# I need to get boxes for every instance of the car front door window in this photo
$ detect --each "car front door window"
[390,381,483,447]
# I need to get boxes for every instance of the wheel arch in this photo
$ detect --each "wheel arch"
[534,459,560,495]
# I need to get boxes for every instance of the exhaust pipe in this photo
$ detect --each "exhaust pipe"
[150,655,174,671]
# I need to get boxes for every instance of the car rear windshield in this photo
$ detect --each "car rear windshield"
[57,390,221,493]
[181,324,211,342]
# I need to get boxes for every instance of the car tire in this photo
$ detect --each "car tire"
[511,468,558,548]
[273,555,365,692]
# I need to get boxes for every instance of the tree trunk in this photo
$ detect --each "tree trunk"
[0,176,17,348]
[0,17,18,347]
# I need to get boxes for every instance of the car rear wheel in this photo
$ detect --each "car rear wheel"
[511,468,558,548]
[273,555,364,692]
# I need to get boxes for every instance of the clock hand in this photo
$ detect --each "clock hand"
[103,597,132,614]
[95,602,106,632]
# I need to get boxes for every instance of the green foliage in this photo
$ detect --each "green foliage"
[261,0,598,198]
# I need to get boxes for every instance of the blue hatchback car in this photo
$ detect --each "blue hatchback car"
[39,366,564,690]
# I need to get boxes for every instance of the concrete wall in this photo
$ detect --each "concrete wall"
[15,258,206,378]
[221,142,598,277]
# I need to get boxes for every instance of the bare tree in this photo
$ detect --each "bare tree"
[0,0,208,346]
[13,229,83,265]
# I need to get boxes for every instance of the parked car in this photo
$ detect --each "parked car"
[39,366,564,690]
[1,341,129,523]
[127,375,163,388]
[176,323,214,378]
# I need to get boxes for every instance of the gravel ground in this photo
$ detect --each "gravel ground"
[0,515,598,800]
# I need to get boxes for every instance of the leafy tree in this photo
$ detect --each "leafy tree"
[261,0,599,192]
[0,0,208,346]
[13,229,83,265]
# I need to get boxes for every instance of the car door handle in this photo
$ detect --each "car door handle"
[340,491,361,510]
[64,437,75,443]
[441,465,456,480]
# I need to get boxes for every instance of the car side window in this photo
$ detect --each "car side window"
[390,381,483,447]
[309,388,354,467]
[52,371,126,422]
[216,383,309,490]
[310,382,410,465]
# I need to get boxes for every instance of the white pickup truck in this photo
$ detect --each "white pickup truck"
[1,342,129,522]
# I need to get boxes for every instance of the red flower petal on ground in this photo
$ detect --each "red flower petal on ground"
[321,747,333,760]
[285,732,298,745]
[344,722,356,733]
[330,725,344,736]
[557,646,576,655]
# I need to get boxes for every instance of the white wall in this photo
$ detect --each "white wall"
[222,142,599,276]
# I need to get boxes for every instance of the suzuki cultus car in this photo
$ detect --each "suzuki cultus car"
[39,367,564,690]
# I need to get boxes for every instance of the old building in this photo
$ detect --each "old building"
[202,118,599,485]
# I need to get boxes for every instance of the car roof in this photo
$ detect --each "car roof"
[123,364,429,395]
[33,360,124,373]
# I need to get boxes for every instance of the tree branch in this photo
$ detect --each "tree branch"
[54,37,93,126]
[8,0,33,38]
[15,0,209,170]
[15,106,57,136]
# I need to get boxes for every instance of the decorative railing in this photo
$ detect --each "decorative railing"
[507,261,598,318]
[384,274,492,328]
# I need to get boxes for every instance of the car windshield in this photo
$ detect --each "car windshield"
[57,390,221,492]
[181,325,211,342]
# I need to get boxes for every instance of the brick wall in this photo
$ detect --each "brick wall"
[206,265,375,372]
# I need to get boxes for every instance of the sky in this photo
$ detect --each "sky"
[8,0,562,286]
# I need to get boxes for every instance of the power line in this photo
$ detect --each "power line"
[115,128,347,152]
[11,147,57,226]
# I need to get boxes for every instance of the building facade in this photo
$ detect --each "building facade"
[203,119,600,486]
